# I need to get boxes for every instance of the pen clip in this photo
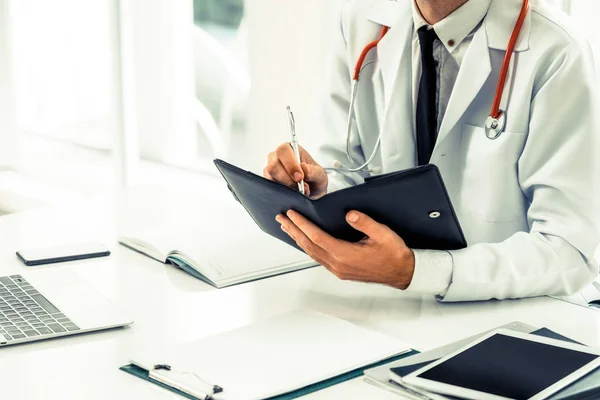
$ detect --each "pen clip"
[286,105,305,195]
[286,106,296,138]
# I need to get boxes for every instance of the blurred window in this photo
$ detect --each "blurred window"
[191,0,249,161]
[10,0,113,150]
[194,0,244,28]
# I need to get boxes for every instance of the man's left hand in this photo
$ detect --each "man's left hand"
[276,210,415,290]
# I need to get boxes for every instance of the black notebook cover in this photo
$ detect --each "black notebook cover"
[214,159,466,252]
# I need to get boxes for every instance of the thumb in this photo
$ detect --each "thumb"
[346,211,388,239]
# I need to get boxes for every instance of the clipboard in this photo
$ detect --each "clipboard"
[120,350,419,400]
[119,310,415,400]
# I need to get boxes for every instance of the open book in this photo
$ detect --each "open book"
[117,186,316,288]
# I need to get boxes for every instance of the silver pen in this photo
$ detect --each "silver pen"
[286,106,306,195]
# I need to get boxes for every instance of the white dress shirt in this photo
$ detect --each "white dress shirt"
[406,0,493,296]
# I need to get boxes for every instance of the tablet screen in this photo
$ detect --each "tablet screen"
[417,333,598,399]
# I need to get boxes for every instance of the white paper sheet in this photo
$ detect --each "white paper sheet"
[130,309,412,400]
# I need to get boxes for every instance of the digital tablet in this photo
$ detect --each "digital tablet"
[401,329,600,400]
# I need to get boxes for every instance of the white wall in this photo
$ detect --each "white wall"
[242,0,342,173]
[0,0,17,168]
[569,1,600,74]
[119,0,197,165]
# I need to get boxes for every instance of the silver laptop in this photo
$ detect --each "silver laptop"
[0,270,133,346]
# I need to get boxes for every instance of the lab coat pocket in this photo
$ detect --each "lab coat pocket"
[460,124,526,223]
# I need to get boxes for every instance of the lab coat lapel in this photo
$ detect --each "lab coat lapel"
[367,1,413,107]
[435,25,491,147]
[435,0,533,147]
[486,0,532,52]
[368,2,415,170]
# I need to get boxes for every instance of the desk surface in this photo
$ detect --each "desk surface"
[0,185,599,400]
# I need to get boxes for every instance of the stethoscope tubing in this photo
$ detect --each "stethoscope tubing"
[337,0,530,173]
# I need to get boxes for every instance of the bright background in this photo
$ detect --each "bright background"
[0,0,595,214]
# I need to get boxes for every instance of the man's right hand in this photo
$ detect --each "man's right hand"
[264,143,328,199]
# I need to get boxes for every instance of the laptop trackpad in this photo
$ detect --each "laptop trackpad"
[42,282,110,314]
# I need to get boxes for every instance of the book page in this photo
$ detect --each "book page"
[118,236,168,263]
[117,185,313,283]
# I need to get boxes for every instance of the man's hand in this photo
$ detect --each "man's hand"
[264,144,328,199]
[276,210,415,289]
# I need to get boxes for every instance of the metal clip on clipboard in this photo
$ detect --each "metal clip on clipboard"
[151,364,224,400]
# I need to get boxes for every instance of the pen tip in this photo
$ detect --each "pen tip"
[286,105,291,111]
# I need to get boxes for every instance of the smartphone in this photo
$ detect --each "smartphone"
[16,243,111,266]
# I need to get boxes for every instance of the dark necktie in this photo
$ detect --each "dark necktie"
[416,27,439,165]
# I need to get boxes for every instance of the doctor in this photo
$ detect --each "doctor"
[264,0,600,301]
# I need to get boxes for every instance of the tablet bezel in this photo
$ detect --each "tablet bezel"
[402,329,600,400]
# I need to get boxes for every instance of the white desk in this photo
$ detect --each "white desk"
[0,185,599,400]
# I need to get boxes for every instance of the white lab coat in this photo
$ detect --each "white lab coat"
[316,0,600,301]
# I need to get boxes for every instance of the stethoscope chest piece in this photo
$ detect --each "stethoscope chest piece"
[334,0,528,170]
[485,111,506,140]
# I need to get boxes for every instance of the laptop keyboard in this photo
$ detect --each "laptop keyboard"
[0,275,80,342]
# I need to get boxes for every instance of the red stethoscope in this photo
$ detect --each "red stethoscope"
[333,0,530,173]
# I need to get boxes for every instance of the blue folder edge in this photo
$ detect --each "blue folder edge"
[119,349,420,400]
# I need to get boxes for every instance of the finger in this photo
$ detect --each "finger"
[278,215,360,281]
[266,152,294,183]
[267,152,295,183]
[263,167,273,181]
[283,226,332,268]
[286,210,350,254]
[345,211,391,240]
[266,158,298,189]
[298,145,317,164]
[301,163,327,185]
[277,214,337,266]
[276,143,304,183]
[303,182,311,197]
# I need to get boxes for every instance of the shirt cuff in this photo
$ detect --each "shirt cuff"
[405,249,453,296]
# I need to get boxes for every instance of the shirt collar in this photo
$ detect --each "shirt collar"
[412,0,492,53]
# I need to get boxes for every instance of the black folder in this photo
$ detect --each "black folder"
[214,159,466,252]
